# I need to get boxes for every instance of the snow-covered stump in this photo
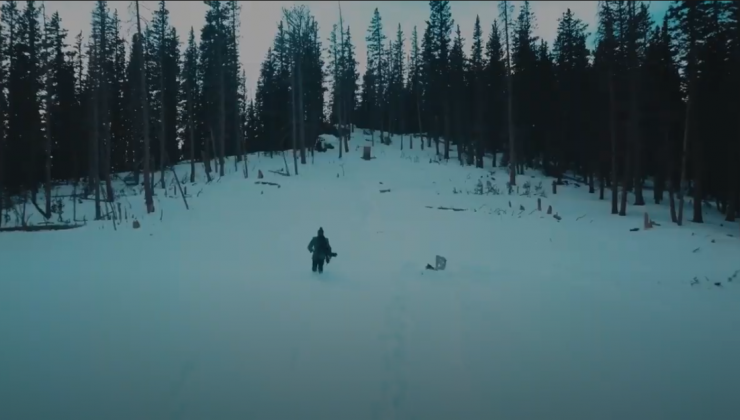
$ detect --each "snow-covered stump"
[362,146,372,161]
[644,212,652,230]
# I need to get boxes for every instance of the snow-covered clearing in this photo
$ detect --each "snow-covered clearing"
[1,130,739,420]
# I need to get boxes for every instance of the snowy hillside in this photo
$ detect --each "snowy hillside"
[1,129,739,420]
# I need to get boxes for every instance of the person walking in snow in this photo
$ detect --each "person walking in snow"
[308,227,333,273]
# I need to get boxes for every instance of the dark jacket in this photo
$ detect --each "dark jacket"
[308,235,332,260]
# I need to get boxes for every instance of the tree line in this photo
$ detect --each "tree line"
[335,0,739,225]
[0,1,739,228]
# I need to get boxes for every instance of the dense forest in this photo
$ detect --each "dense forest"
[0,0,738,228]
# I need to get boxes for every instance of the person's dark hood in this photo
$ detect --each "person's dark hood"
[318,227,324,237]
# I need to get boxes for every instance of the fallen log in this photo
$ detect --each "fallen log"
[0,223,84,233]
[256,181,281,188]
[427,206,468,212]
[268,169,290,177]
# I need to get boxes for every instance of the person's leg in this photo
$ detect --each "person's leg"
[312,259,318,272]
[318,259,324,273]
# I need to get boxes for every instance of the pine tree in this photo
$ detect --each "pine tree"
[45,11,77,182]
[391,24,405,148]
[512,0,538,173]
[340,25,358,134]
[408,25,423,148]
[485,20,506,166]
[499,0,516,183]
[7,1,43,198]
[365,8,386,144]
[181,28,199,182]
[668,0,712,225]
[109,11,128,175]
[553,8,589,182]
[469,16,485,167]
[449,24,466,164]
[429,0,453,159]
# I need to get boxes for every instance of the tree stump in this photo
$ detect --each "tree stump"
[644,212,652,230]
[133,220,141,229]
[552,180,557,195]
[547,205,552,215]
[258,170,264,179]
[538,198,542,211]
[362,146,372,160]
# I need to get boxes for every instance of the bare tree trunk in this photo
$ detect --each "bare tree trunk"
[692,134,704,223]
[291,59,299,176]
[298,52,306,165]
[669,178,678,223]
[335,22,343,159]
[136,1,155,213]
[43,32,53,219]
[240,70,249,178]
[187,72,195,183]
[619,134,629,216]
[609,71,618,215]
[677,91,692,226]
[231,8,240,172]
[209,126,218,175]
[416,94,424,151]
[444,106,451,161]
[159,7,167,189]
[100,6,114,204]
[502,1,516,186]
[216,9,226,177]
[88,31,102,220]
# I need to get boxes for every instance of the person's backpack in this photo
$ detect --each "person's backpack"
[317,236,329,253]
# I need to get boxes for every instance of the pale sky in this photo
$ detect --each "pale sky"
[44,1,672,97]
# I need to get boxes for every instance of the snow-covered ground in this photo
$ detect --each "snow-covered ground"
[1,129,739,420]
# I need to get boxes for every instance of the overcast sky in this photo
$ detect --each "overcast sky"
[43,1,672,97]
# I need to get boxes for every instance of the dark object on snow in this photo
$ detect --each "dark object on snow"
[629,227,640,232]
[714,282,722,287]
[380,189,391,193]
[425,264,436,270]
[429,206,467,212]
[308,227,333,273]
[436,255,447,270]
[314,138,327,152]
[255,181,280,188]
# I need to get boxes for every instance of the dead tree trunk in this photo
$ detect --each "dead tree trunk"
[609,70,619,215]
[218,16,226,177]
[43,16,53,219]
[291,57,299,176]
[502,1,516,186]
[240,70,249,178]
[416,93,424,150]
[90,33,102,220]
[159,5,167,189]
[677,90,692,226]
[187,66,196,183]
[136,1,155,213]
[100,7,114,204]
[298,50,306,165]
